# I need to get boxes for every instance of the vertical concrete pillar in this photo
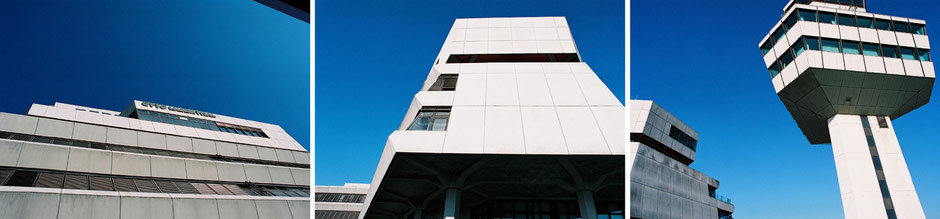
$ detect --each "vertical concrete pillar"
[576,190,598,219]
[443,188,460,219]
[828,115,925,219]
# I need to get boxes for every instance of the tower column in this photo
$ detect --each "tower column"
[828,114,925,219]
[576,190,598,219]
[442,188,460,219]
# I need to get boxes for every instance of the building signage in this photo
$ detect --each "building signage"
[139,101,216,118]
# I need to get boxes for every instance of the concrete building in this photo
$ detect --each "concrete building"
[359,17,625,219]
[315,183,370,219]
[0,100,310,219]
[628,100,735,219]
[758,0,932,218]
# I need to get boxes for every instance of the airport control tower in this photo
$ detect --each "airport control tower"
[758,0,932,218]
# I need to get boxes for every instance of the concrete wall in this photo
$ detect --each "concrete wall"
[630,142,733,219]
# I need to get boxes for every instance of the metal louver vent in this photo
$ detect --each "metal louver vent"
[208,184,234,195]
[174,182,199,194]
[112,178,137,192]
[191,183,217,194]
[35,173,65,188]
[89,176,113,191]
[155,181,181,193]
[134,179,160,193]
[4,170,39,187]
[63,174,89,190]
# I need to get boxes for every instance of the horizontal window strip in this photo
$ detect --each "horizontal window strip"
[767,35,931,77]
[446,53,580,63]
[762,7,926,55]
[0,167,309,197]
[0,131,308,169]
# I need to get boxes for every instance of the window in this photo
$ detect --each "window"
[857,17,874,28]
[792,38,805,56]
[798,9,816,22]
[862,43,881,56]
[875,19,891,30]
[406,107,451,131]
[882,45,899,58]
[428,74,458,91]
[446,53,579,63]
[892,21,909,33]
[769,62,782,77]
[917,49,931,61]
[805,37,821,50]
[911,24,926,35]
[784,14,799,31]
[899,47,916,60]
[780,51,795,68]
[818,12,836,24]
[668,126,697,150]
[821,38,841,52]
[772,28,785,43]
[837,14,856,26]
[761,41,773,55]
[842,41,860,55]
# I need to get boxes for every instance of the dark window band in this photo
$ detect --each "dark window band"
[0,167,309,197]
[446,53,580,63]
[314,193,366,203]
[0,131,309,169]
[860,115,898,219]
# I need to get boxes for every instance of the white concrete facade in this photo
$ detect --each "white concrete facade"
[361,17,624,219]
[760,1,932,218]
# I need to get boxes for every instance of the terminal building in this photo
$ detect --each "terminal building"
[358,17,625,219]
[628,100,735,219]
[315,183,370,219]
[0,100,310,219]
[759,0,932,218]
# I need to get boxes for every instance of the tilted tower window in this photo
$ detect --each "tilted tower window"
[429,74,458,91]
[406,106,451,131]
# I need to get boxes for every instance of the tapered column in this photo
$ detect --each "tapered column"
[828,114,924,219]
[576,190,598,219]
[443,188,460,219]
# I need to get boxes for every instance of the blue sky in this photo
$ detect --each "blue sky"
[315,0,624,185]
[0,1,310,150]
[632,0,940,218]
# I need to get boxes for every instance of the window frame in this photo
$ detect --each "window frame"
[406,107,452,131]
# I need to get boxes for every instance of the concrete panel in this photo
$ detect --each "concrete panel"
[844,54,866,72]
[255,200,293,219]
[292,151,310,164]
[822,52,845,70]
[923,62,935,78]
[106,127,138,146]
[66,147,112,174]
[274,149,296,163]
[546,73,588,106]
[166,135,194,152]
[885,58,906,75]
[516,73,555,105]
[172,198,220,219]
[806,50,824,68]
[896,32,915,47]
[485,74,520,105]
[120,196,174,219]
[819,23,840,39]
[452,74,486,106]
[442,106,485,153]
[217,199,260,219]
[150,156,187,179]
[0,191,60,219]
[839,26,860,41]
[244,164,274,183]
[903,59,924,76]
[288,200,311,219]
[269,167,295,185]
[257,146,278,161]
[57,194,120,219]
[191,138,217,155]
[184,159,220,181]
[0,113,39,134]
[17,142,69,170]
[878,30,897,45]
[556,107,610,154]
[217,162,248,182]
[35,118,73,139]
[216,142,239,157]
[483,106,526,154]
[0,140,24,166]
[137,131,167,150]
[575,74,621,106]
[593,106,626,154]
[520,107,567,154]
[913,34,930,49]
[290,168,310,185]
[151,122,178,135]
[864,56,886,73]
[859,28,879,43]
[111,152,151,177]
[237,144,261,159]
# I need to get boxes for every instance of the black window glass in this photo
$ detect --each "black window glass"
[4,170,39,187]
[668,126,697,151]
[761,41,773,55]
[818,12,836,24]
[798,10,816,22]
[882,46,900,58]
[911,24,926,34]
[857,17,874,28]
[862,43,881,56]
[842,41,860,55]
[805,37,821,50]
[784,14,798,31]
[875,19,891,30]
[780,51,795,68]
[917,49,931,61]
[837,14,856,26]
[429,74,459,91]
[792,38,805,56]
[892,21,909,33]
[772,29,785,43]
[769,62,781,77]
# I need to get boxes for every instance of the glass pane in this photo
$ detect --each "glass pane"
[837,14,856,26]
[773,29,785,43]
[900,47,916,60]
[857,17,874,28]
[418,112,432,116]
[407,117,431,130]
[821,39,841,53]
[792,38,805,56]
[842,41,860,54]
[769,62,781,77]
[882,46,899,58]
[799,10,816,22]
[430,118,448,131]
[818,12,836,24]
[875,19,891,30]
[785,14,798,30]
[918,49,931,61]
[806,37,820,50]
[780,51,794,68]
[761,41,773,54]
[911,24,926,34]
[862,43,881,56]
[893,21,909,33]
